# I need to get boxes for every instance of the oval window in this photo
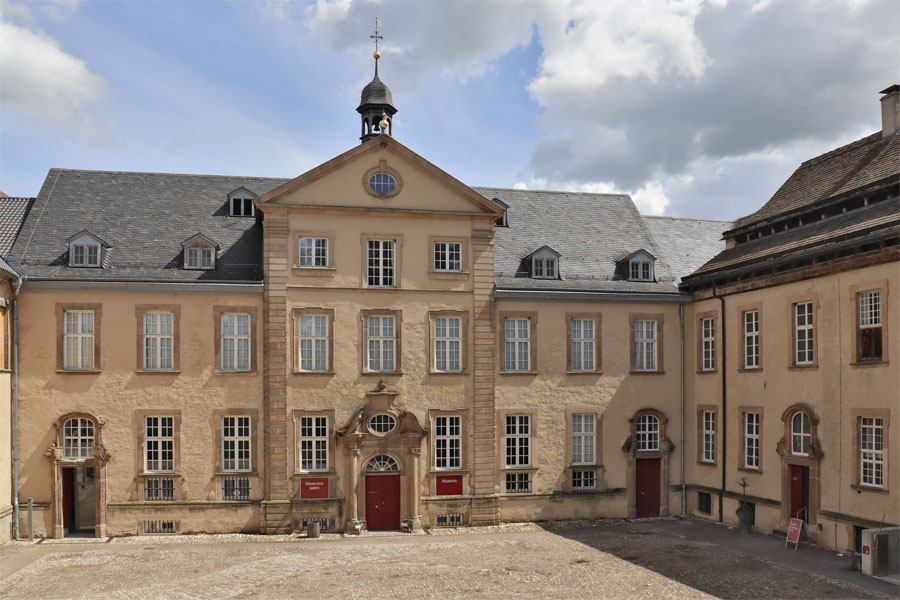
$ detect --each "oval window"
[368,173,397,195]
[369,413,396,434]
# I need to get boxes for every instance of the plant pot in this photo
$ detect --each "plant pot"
[736,508,753,534]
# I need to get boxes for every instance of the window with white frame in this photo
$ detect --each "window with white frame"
[366,315,396,372]
[791,412,811,456]
[858,291,883,361]
[434,316,461,372]
[794,302,814,365]
[533,256,557,279]
[571,414,595,465]
[71,243,100,267]
[629,260,653,281]
[505,415,530,467]
[743,412,760,469]
[221,313,251,371]
[143,312,173,370]
[743,310,760,369]
[299,416,328,471]
[299,237,328,268]
[434,415,461,470]
[570,319,595,372]
[298,314,328,372]
[702,411,715,463]
[504,318,530,372]
[701,318,715,371]
[635,414,659,451]
[63,310,94,370]
[433,242,462,272]
[633,320,657,372]
[185,246,214,270]
[222,416,251,472]
[145,416,175,472]
[229,192,255,217]
[367,239,395,287]
[63,417,95,459]
[859,417,884,488]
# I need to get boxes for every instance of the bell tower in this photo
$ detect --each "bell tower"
[357,17,397,143]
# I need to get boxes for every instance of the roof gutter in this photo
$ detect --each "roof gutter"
[22,279,264,294]
[495,288,691,303]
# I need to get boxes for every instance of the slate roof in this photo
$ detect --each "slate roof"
[644,216,731,283]
[0,196,33,258]
[474,187,697,294]
[359,75,394,109]
[731,132,900,232]
[8,169,289,282]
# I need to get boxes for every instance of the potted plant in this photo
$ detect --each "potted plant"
[736,477,753,534]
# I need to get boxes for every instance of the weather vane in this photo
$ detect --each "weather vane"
[370,17,383,59]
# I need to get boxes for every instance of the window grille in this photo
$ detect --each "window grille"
[436,514,463,527]
[505,472,530,494]
[144,477,175,501]
[299,518,330,532]
[571,469,596,490]
[222,477,251,500]
[143,520,176,534]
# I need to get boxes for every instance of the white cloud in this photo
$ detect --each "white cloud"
[630,180,669,215]
[0,19,112,137]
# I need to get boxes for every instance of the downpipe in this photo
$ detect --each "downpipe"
[12,274,22,539]
[680,303,686,516]
[713,285,727,522]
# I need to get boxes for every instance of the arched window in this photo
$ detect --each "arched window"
[635,415,660,451]
[366,455,399,472]
[791,412,811,456]
[63,417,95,459]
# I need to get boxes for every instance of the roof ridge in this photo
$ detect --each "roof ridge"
[644,215,732,224]
[47,167,291,181]
[799,132,880,167]
[474,186,630,198]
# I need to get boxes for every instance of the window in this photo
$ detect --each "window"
[434,415,461,470]
[635,415,659,451]
[859,417,884,488]
[366,455,399,472]
[701,318,716,371]
[228,190,256,217]
[433,242,462,272]
[368,172,397,195]
[367,239,395,287]
[433,316,461,372]
[698,491,711,514]
[143,312,173,371]
[221,313,251,371]
[505,415,530,467]
[366,315,396,372]
[571,470,596,491]
[629,260,653,281]
[299,416,328,471]
[794,302,814,365]
[299,237,328,268]
[633,320,657,372]
[505,472,530,494]
[185,246,214,270]
[222,477,251,501]
[298,314,328,372]
[144,478,174,502]
[222,416,251,472]
[791,412,811,456]
[533,256,556,279]
[71,243,100,267]
[63,310,94,370]
[144,416,175,472]
[369,414,396,434]
[858,291,883,361]
[503,318,531,372]
[62,417,94,459]
[702,411,716,463]
[743,412,760,470]
[743,310,760,369]
[571,414,595,465]
[570,319,595,372]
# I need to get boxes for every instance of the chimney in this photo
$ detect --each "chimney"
[880,85,900,138]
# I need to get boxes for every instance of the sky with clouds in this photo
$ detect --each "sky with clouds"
[1,0,897,219]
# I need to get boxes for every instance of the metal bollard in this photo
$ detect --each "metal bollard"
[27,497,33,541]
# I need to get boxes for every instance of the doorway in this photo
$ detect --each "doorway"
[365,475,401,531]
[635,458,661,518]
[62,467,96,536]
[790,464,809,522]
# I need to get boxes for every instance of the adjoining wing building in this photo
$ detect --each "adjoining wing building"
[1,57,896,556]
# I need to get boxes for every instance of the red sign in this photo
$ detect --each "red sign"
[435,475,463,496]
[301,477,329,499]
[785,518,803,550]
[863,545,870,555]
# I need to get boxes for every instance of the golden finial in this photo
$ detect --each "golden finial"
[379,111,389,131]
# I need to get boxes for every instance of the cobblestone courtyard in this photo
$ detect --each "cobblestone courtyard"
[1,518,895,599]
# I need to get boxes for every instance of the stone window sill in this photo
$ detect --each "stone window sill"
[427,271,469,280]
[788,364,818,371]
[630,370,665,375]
[214,370,258,376]
[500,371,538,376]
[292,370,335,376]
[136,370,181,375]
[292,266,336,276]
[696,369,718,375]
[850,360,889,368]
[851,483,889,494]
[566,370,602,375]
[737,466,763,475]
[56,369,101,374]
[738,367,763,373]
[429,469,469,475]
[428,370,469,376]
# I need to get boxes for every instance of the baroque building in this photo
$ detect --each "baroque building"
[1,54,897,551]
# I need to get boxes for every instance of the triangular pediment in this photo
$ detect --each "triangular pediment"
[256,136,503,217]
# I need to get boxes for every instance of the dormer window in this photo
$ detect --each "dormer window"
[182,233,219,271]
[491,197,509,227]
[630,260,652,281]
[621,249,656,282]
[67,231,107,268]
[528,246,561,280]
[227,188,257,217]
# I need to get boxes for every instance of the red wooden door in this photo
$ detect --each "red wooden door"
[365,475,401,531]
[791,464,804,520]
[635,458,661,518]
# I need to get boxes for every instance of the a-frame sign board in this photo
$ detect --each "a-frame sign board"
[785,518,803,550]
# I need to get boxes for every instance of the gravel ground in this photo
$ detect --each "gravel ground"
[0,518,893,599]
